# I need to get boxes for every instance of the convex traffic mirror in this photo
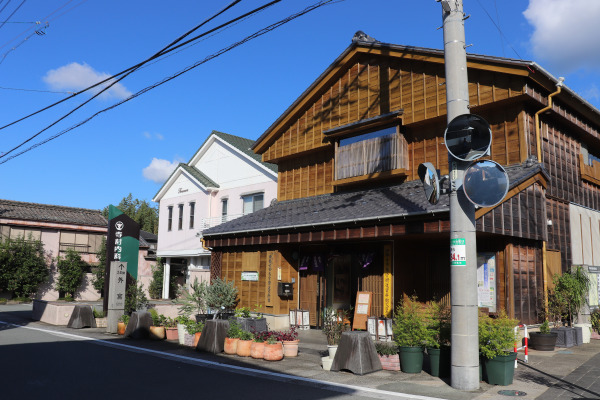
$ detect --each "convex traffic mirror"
[463,160,509,207]
[444,114,492,161]
[418,162,440,205]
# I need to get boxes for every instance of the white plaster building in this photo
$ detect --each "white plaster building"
[152,130,277,298]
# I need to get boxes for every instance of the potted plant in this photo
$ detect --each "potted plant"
[263,334,283,361]
[392,296,429,373]
[322,307,348,359]
[251,332,267,359]
[232,306,268,332]
[278,326,299,357]
[479,311,519,386]
[117,314,129,335]
[591,308,600,340]
[224,320,242,354]
[93,308,107,328]
[206,277,238,320]
[529,320,558,351]
[184,319,205,347]
[163,316,178,341]
[375,342,400,371]
[148,309,166,340]
[236,330,254,357]
[425,301,451,377]
[175,278,210,322]
[175,315,192,345]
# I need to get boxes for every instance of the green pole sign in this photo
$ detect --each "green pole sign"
[450,238,466,266]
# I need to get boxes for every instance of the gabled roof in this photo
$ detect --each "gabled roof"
[139,230,157,247]
[252,32,600,154]
[189,130,277,174]
[202,160,549,238]
[0,199,107,227]
[153,130,277,202]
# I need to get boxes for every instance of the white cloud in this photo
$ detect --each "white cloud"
[143,131,164,140]
[43,62,132,100]
[142,158,179,183]
[523,0,600,73]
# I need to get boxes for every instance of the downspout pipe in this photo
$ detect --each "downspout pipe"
[535,77,565,161]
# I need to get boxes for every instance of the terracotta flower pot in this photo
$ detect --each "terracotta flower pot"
[263,342,284,361]
[283,340,299,357]
[224,337,239,354]
[193,332,202,347]
[117,322,126,335]
[237,339,253,357]
[149,326,166,340]
[250,341,265,359]
[165,327,178,341]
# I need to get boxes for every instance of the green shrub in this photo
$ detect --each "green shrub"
[148,258,176,299]
[539,320,550,334]
[184,319,204,335]
[591,308,600,332]
[478,311,518,359]
[206,277,238,319]
[93,308,105,318]
[0,236,49,298]
[124,282,149,315]
[393,296,430,348]
[176,277,208,316]
[375,341,398,356]
[92,237,106,296]
[119,314,130,324]
[239,330,254,341]
[226,320,243,339]
[56,249,87,299]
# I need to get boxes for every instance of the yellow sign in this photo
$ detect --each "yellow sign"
[383,244,393,317]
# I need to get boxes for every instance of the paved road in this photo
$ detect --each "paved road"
[0,310,409,400]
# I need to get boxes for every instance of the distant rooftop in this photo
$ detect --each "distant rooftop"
[0,199,107,227]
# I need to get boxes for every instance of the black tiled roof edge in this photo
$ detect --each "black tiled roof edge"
[202,160,548,237]
[0,199,107,227]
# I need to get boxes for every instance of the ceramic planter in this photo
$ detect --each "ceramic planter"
[528,332,557,351]
[149,326,166,340]
[250,341,265,359]
[224,337,239,354]
[327,344,338,359]
[117,322,126,335]
[483,352,517,386]
[322,356,333,371]
[378,354,400,371]
[263,342,284,361]
[95,317,107,328]
[399,346,424,373]
[237,339,252,357]
[283,340,299,357]
[193,332,202,347]
[177,323,187,345]
[165,327,178,341]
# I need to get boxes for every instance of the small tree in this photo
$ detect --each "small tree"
[0,236,49,299]
[147,258,177,299]
[206,277,238,319]
[176,277,209,317]
[553,266,590,326]
[124,282,149,315]
[56,249,86,300]
[91,237,106,297]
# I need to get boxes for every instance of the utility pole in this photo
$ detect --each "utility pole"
[440,0,480,391]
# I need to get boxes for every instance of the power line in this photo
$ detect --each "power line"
[474,0,524,60]
[0,0,342,165]
[0,0,248,159]
[0,0,281,132]
[0,0,27,31]
[0,85,72,94]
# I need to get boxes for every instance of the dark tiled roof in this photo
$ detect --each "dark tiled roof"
[207,130,277,174]
[0,199,107,227]
[203,160,548,237]
[180,163,219,188]
[139,230,157,247]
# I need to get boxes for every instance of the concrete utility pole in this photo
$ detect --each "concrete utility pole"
[440,0,480,391]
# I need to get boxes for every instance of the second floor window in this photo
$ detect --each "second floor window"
[335,126,408,180]
[189,202,195,229]
[167,206,173,231]
[178,204,184,230]
[221,199,228,222]
[242,193,263,215]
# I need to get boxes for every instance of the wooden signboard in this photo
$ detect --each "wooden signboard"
[352,291,372,331]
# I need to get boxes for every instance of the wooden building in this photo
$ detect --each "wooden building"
[202,32,600,326]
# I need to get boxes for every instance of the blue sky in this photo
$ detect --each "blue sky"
[1,0,599,211]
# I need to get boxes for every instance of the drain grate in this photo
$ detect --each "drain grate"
[498,390,527,396]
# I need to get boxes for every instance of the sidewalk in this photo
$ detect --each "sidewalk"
[2,304,599,400]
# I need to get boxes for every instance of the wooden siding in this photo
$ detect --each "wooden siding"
[476,184,547,241]
[218,249,298,315]
[277,149,333,202]
[510,243,542,325]
[545,198,571,272]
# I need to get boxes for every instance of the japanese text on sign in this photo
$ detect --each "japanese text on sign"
[450,238,466,266]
